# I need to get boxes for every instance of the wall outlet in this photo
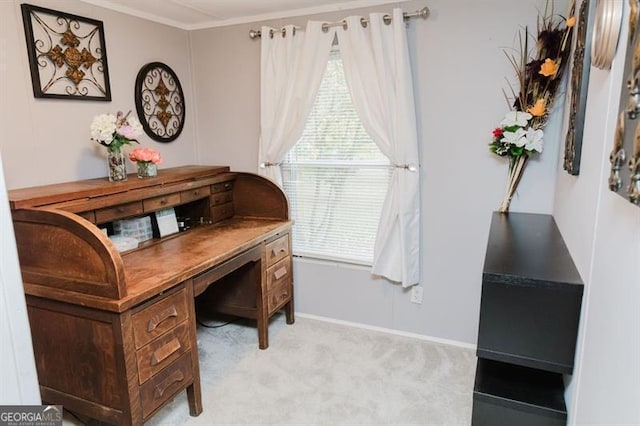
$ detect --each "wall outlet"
[410,285,423,304]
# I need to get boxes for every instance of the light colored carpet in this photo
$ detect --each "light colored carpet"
[145,314,476,426]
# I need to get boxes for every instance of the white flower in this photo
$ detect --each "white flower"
[524,128,544,153]
[501,128,527,147]
[500,111,532,128]
[90,113,117,144]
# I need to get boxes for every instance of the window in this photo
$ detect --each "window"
[281,50,392,265]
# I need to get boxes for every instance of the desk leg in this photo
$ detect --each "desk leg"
[285,298,295,325]
[187,381,203,416]
[257,307,269,350]
[186,280,203,416]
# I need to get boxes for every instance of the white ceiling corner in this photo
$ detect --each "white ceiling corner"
[79,0,403,30]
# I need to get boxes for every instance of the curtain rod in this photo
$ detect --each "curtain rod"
[248,6,429,40]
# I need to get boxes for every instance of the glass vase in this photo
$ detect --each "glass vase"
[107,146,127,182]
[137,162,158,178]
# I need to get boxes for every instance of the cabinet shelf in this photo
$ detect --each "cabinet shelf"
[473,212,583,426]
[473,358,566,425]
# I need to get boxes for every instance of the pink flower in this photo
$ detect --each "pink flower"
[129,147,162,164]
[118,125,137,139]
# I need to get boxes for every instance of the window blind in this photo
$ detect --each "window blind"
[282,50,392,265]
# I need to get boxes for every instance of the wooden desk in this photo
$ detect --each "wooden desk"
[8,166,294,425]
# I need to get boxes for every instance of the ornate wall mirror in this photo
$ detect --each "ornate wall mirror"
[134,62,185,142]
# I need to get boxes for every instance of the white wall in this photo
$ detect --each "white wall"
[0,151,40,404]
[190,0,567,345]
[0,0,199,190]
[553,2,640,424]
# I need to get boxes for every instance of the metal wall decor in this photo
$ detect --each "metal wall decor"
[20,4,111,100]
[564,0,595,175]
[134,62,185,143]
[609,0,640,207]
[591,0,623,70]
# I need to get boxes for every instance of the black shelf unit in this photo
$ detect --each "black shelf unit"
[473,212,583,425]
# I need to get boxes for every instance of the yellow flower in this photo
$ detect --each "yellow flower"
[528,99,546,117]
[539,58,559,77]
[566,16,576,28]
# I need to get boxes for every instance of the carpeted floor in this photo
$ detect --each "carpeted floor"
[143,314,477,426]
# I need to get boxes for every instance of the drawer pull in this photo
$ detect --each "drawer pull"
[154,370,184,399]
[272,247,286,257]
[147,306,178,332]
[224,183,231,189]
[274,266,288,280]
[151,338,182,366]
[160,199,167,205]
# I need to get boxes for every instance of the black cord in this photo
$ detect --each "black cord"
[196,316,240,328]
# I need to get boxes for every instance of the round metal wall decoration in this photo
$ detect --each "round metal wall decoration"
[135,62,185,142]
[591,0,623,70]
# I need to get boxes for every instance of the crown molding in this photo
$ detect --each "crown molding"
[79,0,401,31]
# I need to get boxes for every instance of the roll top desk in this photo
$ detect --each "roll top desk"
[8,165,294,425]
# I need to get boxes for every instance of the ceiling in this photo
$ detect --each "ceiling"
[79,0,399,30]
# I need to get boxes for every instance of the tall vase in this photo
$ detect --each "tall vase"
[107,146,127,182]
[498,155,528,213]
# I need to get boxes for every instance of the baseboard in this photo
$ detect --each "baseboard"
[296,312,477,350]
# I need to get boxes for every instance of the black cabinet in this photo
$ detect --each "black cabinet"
[472,212,583,425]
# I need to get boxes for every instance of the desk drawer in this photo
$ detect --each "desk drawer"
[140,352,193,419]
[266,257,292,314]
[133,289,189,349]
[211,202,234,223]
[211,180,234,193]
[180,186,211,203]
[95,201,143,223]
[210,190,233,206]
[136,322,190,384]
[266,235,290,266]
[143,193,181,212]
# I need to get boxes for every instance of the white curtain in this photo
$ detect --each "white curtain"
[337,9,420,287]
[258,23,336,186]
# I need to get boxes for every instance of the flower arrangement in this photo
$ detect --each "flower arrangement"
[129,147,162,178]
[90,110,143,151]
[490,0,576,212]
[129,147,162,165]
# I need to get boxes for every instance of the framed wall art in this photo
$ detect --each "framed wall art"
[609,0,640,207]
[564,0,595,175]
[20,4,111,101]
[134,62,185,143]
